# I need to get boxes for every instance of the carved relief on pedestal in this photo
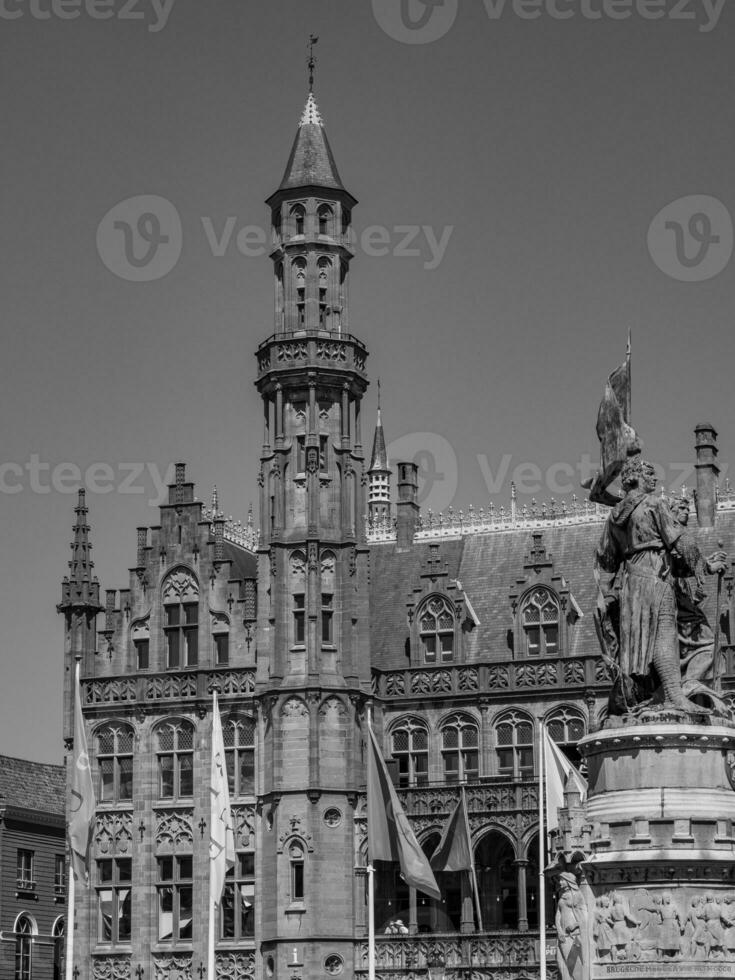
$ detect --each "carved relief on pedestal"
[590,887,735,973]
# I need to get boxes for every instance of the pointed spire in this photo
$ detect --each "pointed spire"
[369,391,389,474]
[211,485,219,517]
[278,91,346,193]
[58,488,102,613]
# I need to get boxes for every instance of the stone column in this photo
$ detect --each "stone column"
[515,860,529,932]
[460,872,475,934]
[408,887,418,935]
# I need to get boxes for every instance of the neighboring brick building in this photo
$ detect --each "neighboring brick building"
[59,90,735,980]
[0,755,66,980]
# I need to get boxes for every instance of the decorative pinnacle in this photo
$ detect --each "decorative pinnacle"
[211,485,219,516]
[300,92,323,127]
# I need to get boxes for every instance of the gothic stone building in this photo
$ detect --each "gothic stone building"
[60,92,735,980]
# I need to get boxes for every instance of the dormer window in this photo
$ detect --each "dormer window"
[419,596,456,663]
[521,588,559,657]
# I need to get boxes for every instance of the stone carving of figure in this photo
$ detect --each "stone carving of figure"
[721,893,735,957]
[657,891,683,960]
[595,457,723,715]
[593,895,614,962]
[609,891,639,962]
[684,895,708,960]
[669,497,728,704]
[555,872,587,980]
[703,893,725,960]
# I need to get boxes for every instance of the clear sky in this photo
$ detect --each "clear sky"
[2,0,735,763]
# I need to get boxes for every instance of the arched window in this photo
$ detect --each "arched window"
[52,918,64,980]
[14,915,33,980]
[291,205,305,237]
[419,596,456,663]
[290,842,305,902]
[391,719,429,787]
[96,723,134,802]
[441,714,479,782]
[223,716,255,797]
[162,569,199,669]
[546,707,586,768]
[321,551,335,644]
[273,208,282,238]
[495,711,534,778]
[156,721,194,800]
[521,588,559,657]
[293,258,307,327]
[318,204,333,236]
[317,257,331,326]
[475,833,517,930]
[290,551,306,646]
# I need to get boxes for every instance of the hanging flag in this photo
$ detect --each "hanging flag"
[430,790,473,873]
[68,661,95,886]
[582,339,641,506]
[209,692,236,907]
[543,726,587,838]
[366,726,440,900]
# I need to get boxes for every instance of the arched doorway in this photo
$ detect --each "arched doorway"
[374,862,409,934]
[52,918,65,980]
[475,832,517,929]
[526,834,554,929]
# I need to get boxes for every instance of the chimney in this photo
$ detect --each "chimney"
[396,462,419,549]
[694,423,719,528]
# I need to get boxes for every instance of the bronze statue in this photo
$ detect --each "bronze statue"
[595,457,724,715]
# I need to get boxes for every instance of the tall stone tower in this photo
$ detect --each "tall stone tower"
[254,90,371,979]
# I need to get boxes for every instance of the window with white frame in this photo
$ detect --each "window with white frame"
[96,723,134,803]
[495,712,535,778]
[391,720,429,787]
[419,596,456,663]
[156,721,194,800]
[441,714,479,782]
[521,588,559,657]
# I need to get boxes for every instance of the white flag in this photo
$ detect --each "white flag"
[543,725,587,836]
[69,661,95,886]
[209,692,236,907]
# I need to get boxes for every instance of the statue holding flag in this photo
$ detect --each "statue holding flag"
[588,345,728,717]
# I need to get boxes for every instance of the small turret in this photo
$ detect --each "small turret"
[368,393,391,522]
[58,489,103,742]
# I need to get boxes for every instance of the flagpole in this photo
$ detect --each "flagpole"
[538,722,547,980]
[367,705,376,980]
[461,784,483,932]
[64,857,75,980]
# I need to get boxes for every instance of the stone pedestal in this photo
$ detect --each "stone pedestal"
[577,720,735,980]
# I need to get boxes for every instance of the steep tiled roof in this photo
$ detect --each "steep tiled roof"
[368,509,735,670]
[278,93,346,192]
[0,755,65,816]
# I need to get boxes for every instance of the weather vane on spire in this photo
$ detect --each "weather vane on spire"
[308,34,319,92]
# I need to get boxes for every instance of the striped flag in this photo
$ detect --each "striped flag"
[543,726,587,837]
[367,725,440,900]
[68,661,95,886]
